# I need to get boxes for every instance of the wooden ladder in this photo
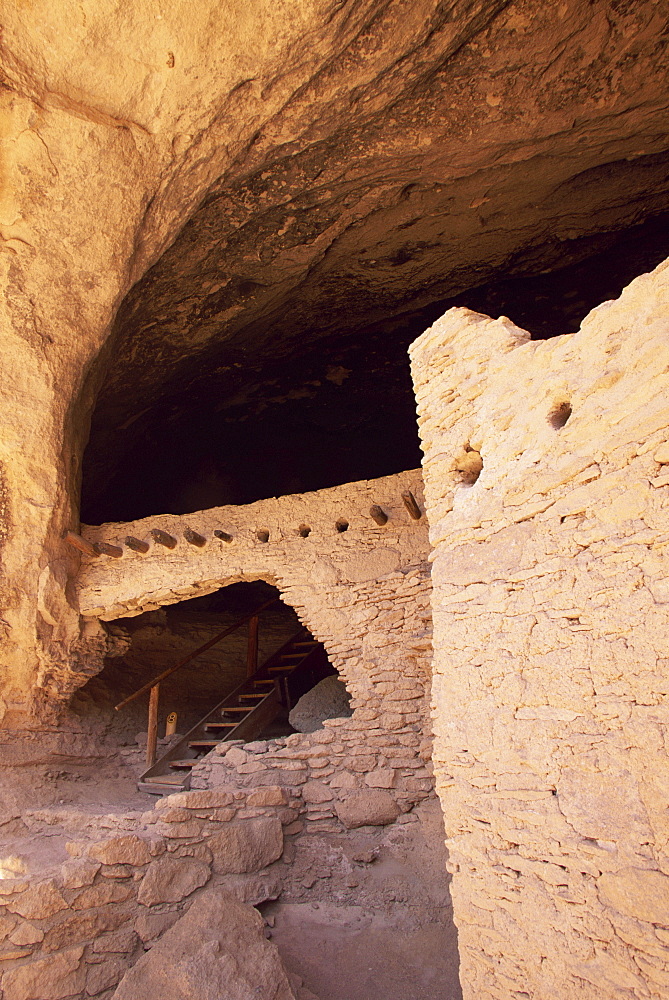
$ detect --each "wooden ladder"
[136,632,331,794]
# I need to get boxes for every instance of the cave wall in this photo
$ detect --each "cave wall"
[410,258,669,999]
[2,0,669,727]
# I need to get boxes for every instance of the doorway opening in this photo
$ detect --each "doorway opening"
[79,581,350,794]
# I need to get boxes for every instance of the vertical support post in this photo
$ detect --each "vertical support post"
[247,615,259,678]
[146,683,160,767]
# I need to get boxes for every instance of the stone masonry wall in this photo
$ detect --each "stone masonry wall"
[77,470,432,747]
[0,785,296,1000]
[410,258,669,1000]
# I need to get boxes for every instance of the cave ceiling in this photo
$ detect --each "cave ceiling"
[82,0,669,523]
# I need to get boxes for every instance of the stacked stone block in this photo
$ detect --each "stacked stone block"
[410,258,669,1000]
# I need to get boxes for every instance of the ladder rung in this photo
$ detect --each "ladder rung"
[169,760,197,769]
[145,774,186,784]
[293,641,318,647]
[219,707,252,713]
[188,740,219,749]
[206,722,244,730]
[268,666,293,672]
[240,693,266,700]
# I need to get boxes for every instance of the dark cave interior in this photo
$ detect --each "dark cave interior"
[81,209,669,526]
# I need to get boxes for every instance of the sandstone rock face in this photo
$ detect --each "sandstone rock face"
[112,890,296,1000]
[289,675,352,734]
[411,257,669,999]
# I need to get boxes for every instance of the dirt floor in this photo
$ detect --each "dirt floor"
[263,798,462,1000]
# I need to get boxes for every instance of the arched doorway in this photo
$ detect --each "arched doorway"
[75,580,349,794]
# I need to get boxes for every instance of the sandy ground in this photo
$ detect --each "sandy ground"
[264,798,462,1000]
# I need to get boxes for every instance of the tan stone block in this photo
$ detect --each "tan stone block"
[5,881,68,920]
[335,790,401,828]
[8,924,43,946]
[160,789,235,810]
[137,856,210,906]
[42,908,133,953]
[301,781,333,804]
[364,769,397,788]
[207,817,283,875]
[0,916,16,942]
[85,956,128,995]
[155,819,204,839]
[87,835,153,867]
[92,927,138,954]
[60,857,101,889]
[134,910,180,944]
[1,945,85,1000]
[70,882,134,910]
[245,786,287,807]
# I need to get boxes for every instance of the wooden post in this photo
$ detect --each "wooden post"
[146,684,160,767]
[401,490,422,520]
[63,530,98,557]
[369,504,388,526]
[247,615,259,677]
[150,528,177,549]
[184,528,206,547]
[93,541,123,558]
[125,536,149,553]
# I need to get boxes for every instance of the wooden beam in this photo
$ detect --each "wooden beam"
[150,528,177,549]
[401,490,422,520]
[125,536,149,553]
[184,528,206,547]
[94,541,123,558]
[369,504,388,526]
[247,614,259,678]
[146,684,160,768]
[214,529,233,543]
[63,530,98,557]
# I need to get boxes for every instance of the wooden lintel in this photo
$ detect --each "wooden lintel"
[401,490,422,520]
[125,536,149,553]
[94,541,123,558]
[150,528,177,549]
[369,504,388,526]
[214,529,233,543]
[64,530,98,558]
[184,527,206,547]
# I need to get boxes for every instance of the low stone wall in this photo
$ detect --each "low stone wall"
[410,258,669,999]
[0,785,294,1000]
[190,716,434,831]
[0,766,438,999]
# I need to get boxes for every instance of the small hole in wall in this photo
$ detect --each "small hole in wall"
[256,529,270,543]
[335,519,349,532]
[454,446,483,485]
[549,400,572,429]
[298,524,311,537]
